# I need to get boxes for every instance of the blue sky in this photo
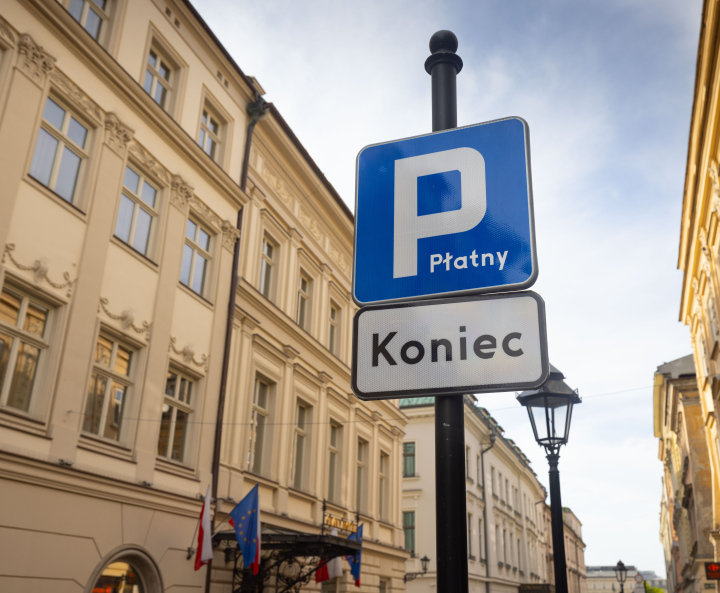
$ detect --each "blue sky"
[197,0,703,574]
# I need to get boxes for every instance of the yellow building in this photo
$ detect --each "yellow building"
[677,0,720,571]
[0,0,408,591]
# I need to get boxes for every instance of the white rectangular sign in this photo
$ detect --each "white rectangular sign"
[351,291,549,400]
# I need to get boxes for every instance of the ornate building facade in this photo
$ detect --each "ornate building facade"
[676,0,720,576]
[0,0,407,591]
[400,396,586,593]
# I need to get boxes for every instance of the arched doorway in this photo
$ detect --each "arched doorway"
[85,546,163,593]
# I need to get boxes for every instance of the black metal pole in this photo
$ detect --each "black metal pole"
[547,453,568,593]
[425,30,467,593]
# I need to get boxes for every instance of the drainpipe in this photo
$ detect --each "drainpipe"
[206,91,270,593]
[481,430,496,593]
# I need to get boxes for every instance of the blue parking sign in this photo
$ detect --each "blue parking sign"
[353,117,537,305]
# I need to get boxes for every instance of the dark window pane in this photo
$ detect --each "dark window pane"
[95,336,112,366]
[197,228,210,251]
[24,302,48,337]
[103,382,126,440]
[158,62,170,81]
[186,219,197,240]
[206,138,216,160]
[67,118,88,149]
[7,342,41,411]
[172,409,188,461]
[43,98,65,130]
[143,70,153,94]
[140,181,157,208]
[0,333,12,395]
[85,7,102,39]
[165,372,177,397]
[83,373,107,434]
[154,84,167,108]
[55,147,82,202]
[123,166,140,194]
[0,289,21,326]
[29,128,59,187]
[180,245,193,286]
[68,0,84,21]
[147,50,157,69]
[179,377,191,404]
[192,254,207,294]
[132,208,152,255]
[198,129,205,150]
[115,194,134,243]
[114,347,131,376]
[157,402,172,456]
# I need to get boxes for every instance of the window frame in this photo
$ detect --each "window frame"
[157,366,196,465]
[114,163,161,259]
[296,271,312,330]
[140,31,186,117]
[259,234,277,300]
[0,282,54,416]
[247,375,273,476]
[66,0,113,44]
[327,421,342,503]
[82,331,136,443]
[291,399,312,491]
[328,300,340,356]
[180,217,213,298]
[403,510,415,555]
[356,437,368,513]
[403,441,416,478]
[379,451,389,521]
[28,95,92,207]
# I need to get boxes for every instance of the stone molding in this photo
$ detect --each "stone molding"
[188,195,237,252]
[103,113,134,157]
[17,33,55,87]
[0,17,15,49]
[128,143,171,185]
[48,68,103,124]
[2,243,76,297]
[170,175,193,211]
[169,336,209,373]
[98,297,151,340]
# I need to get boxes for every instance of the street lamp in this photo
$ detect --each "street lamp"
[405,555,431,582]
[614,560,627,593]
[517,364,581,593]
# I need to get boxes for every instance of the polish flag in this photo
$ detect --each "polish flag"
[194,485,214,571]
[316,529,343,582]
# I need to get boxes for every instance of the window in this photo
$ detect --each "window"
[328,423,341,502]
[379,452,389,520]
[356,438,367,512]
[467,512,473,557]
[499,472,503,500]
[379,580,388,593]
[328,302,340,355]
[30,97,89,204]
[503,529,507,563]
[465,446,471,479]
[68,0,110,41]
[403,442,415,477]
[403,511,415,554]
[248,377,271,475]
[292,402,309,490]
[505,478,509,506]
[476,455,481,484]
[83,334,133,441]
[259,237,275,299]
[180,219,211,296]
[495,525,501,563]
[0,286,50,413]
[143,47,172,110]
[157,369,193,463]
[491,467,496,495]
[115,165,159,257]
[198,106,221,161]
[296,273,312,330]
[478,518,484,560]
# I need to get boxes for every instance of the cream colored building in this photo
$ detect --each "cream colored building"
[400,396,557,593]
[677,0,720,569]
[0,0,408,591]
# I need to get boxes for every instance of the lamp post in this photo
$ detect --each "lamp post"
[405,555,431,583]
[516,365,581,593]
[614,560,628,593]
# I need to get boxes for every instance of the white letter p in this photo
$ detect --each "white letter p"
[394,147,486,278]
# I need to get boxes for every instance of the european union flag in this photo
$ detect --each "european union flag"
[229,484,260,574]
[344,523,363,586]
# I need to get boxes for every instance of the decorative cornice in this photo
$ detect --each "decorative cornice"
[188,196,237,252]
[221,220,240,251]
[329,243,350,278]
[98,297,151,340]
[283,344,300,360]
[299,207,323,243]
[48,69,102,123]
[128,143,171,185]
[17,33,55,87]
[2,243,75,297]
[0,17,15,48]
[169,337,209,372]
[261,166,293,207]
[103,113,134,157]
[170,175,193,210]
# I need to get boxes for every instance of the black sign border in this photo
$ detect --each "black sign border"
[351,290,549,400]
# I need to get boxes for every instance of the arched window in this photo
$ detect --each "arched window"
[86,547,163,593]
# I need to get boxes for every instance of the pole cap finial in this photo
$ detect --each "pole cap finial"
[425,30,463,74]
[429,30,458,54]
